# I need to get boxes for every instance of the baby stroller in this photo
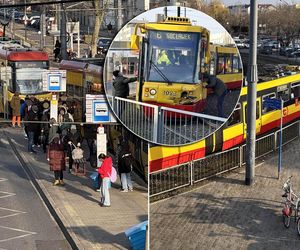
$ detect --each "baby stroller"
[70,142,86,176]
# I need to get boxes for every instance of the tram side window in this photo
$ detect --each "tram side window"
[217,56,225,74]
[128,62,135,75]
[277,88,290,107]
[228,105,241,126]
[232,56,241,73]
[291,82,300,99]
[244,101,260,122]
[225,56,232,74]
[262,93,276,114]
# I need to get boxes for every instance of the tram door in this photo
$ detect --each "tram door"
[242,98,262,139]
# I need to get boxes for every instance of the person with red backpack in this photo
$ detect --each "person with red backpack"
[98,153,113,207]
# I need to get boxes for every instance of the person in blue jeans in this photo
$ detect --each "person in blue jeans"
[204,73,228,117]
[97,153,112,207]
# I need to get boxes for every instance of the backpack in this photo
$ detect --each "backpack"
[109,167,117,183]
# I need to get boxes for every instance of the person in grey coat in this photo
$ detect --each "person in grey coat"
[204,74,228,117]
[112,70,137,98]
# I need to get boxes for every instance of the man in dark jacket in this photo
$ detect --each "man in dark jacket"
[27,105,40,153]
[112,70,137,98]
[204,74,228,117]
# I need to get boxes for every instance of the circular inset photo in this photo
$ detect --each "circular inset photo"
[104,6,243,146]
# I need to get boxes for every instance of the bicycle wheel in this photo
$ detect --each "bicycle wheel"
[297,217,300,236]
[283,214,291,228]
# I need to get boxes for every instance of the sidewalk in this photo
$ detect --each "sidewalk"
[151,138,300,250]
[3,125,148,250]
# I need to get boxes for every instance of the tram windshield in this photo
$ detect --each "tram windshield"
[15,68,45,94]
[146,30,200,84]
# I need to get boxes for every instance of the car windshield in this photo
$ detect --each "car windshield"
[146,30,200,84]
[98,39,112,47]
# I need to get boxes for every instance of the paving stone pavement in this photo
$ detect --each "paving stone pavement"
[150,138,300,250]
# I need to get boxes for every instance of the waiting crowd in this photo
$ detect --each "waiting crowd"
[9,92,135,207]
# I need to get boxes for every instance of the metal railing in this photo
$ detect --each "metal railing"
[108,95,226,145]
[150,120,300,198]
[149,163,191,196]
[193,147,240,183]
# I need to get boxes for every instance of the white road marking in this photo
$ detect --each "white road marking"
[0,191,16,199]
[0,207,27,219]
[0,138,9,145]
[0,178,8,182]
[0,225,37,243]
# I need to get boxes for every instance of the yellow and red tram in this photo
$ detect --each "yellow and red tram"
[149,73,300,173]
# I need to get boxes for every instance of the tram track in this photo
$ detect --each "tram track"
[3,130,79,250]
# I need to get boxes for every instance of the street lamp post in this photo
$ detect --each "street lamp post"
[245,0,258,185]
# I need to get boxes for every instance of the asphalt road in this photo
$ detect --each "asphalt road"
[0,129,70,250]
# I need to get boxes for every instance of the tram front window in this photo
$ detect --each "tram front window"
[15,68,44,94]
[146,30,200,84]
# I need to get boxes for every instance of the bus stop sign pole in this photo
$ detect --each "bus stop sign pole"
[278,98,284,179]
[262,97,283,179]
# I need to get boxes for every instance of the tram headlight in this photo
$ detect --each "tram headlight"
[150,89,157,95]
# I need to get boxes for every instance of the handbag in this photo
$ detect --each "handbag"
[89,172,99,188]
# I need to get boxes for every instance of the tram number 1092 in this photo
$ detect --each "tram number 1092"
[163,91,177,96]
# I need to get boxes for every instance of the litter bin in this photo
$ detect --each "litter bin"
[125,220,148,250]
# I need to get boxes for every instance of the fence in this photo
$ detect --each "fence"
[108,96,226,145]
[150,120,300,197]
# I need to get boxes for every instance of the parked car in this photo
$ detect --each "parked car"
[27,16,40,26]
[289,51,300,58]
[279,47,294,56]
[32,19,40,29]
[97,37,112,54]
[260,45,273,55]
[233,38,245,49]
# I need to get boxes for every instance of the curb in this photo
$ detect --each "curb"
[5,132,81,250]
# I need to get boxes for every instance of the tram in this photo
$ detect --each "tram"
[130,15,211,113]
[59,60,103,98]
[130,12,243,114]
[210,45,243,89]
[0,48,50,110]
[60,60,148,180]
[149,73,300,173]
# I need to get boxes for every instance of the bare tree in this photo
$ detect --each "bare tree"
[91,0,109,57]
[261,5,300,47]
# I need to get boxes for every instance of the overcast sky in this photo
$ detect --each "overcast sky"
[222,0,300,5]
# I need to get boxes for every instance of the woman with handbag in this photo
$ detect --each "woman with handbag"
[98,153,112,207]
[47,134,66,186]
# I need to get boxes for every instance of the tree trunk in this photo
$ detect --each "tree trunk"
[91,0,109,57]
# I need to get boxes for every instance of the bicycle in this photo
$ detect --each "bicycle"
[281,175,300,236]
